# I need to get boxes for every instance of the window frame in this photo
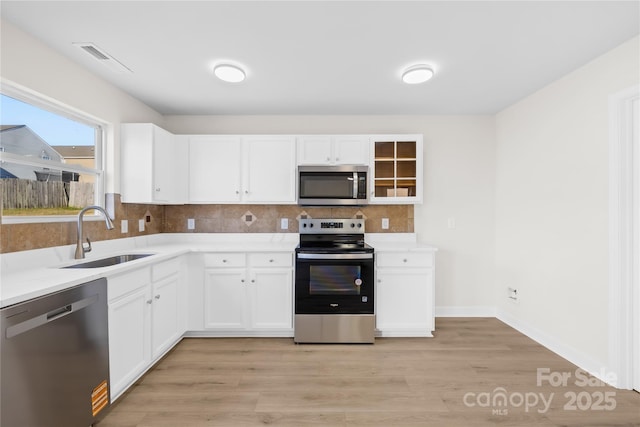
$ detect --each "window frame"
[0,80,107,224]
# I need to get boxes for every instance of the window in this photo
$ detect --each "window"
[0,88,104,222]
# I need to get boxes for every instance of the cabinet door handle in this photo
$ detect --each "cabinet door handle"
[155,188,161,192]
[326,157,331,162]
[251,279,255,283]
[403,259,408,263]
[235,190,240,194]
[155,295,160,300]
[245,190,249,194]
[222,259,227,263]
[146,299,152,304]
[269,259,274,263]
[335,157,340,162]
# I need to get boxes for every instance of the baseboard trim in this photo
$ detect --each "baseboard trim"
[435,306,497,317]
[496,309,616,388]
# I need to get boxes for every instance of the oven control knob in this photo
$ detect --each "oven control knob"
[355,278,363,286]
[350,223,355,228]
[309,223,314,228]
[357,223,362,228]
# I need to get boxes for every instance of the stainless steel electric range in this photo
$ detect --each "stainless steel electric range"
[294,218,375,343]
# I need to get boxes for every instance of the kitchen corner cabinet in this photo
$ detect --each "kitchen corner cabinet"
[375,250,435,337]
[203,252,293,334]
[369,135,423,204]
[297,135,369,165]
[189,135,296,204]
[120,123,188,204]
[107,257,185,401]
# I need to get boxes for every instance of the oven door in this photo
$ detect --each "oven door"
[295,252,374,314]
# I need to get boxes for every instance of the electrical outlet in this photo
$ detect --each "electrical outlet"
[280,218,288,230]
[138,219,145,232]
[187,218,195,230]
[508,287,518,303]
[381,218,389,229]
[121,220,128,234]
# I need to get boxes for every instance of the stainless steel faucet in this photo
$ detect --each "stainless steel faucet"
[75,205,115,259]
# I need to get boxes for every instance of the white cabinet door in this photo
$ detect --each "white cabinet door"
[189,136,242,203]
[297,136,333,164]
[297,135,369,165]
[108,285,151,399]
[121,123,186,204]
[204,268,247,329]
[244,136,296,203]
[151,274,181,359]
[250,268,293,329]
[376,268,434,335]
[333,136,369,165]
[152,126,176,203]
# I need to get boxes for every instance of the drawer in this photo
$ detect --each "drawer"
[376,251,434,268]
[108,267,150,301]
[204,253,246,268]
[151,257,181,282]
[248,252,293,268]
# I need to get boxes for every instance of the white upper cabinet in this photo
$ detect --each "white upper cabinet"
[120,123,188,204]
[369,135,423,204]
[189,136,242,203]
[243,136,297,203]
[297,135,369,165]
[188,135,296,204]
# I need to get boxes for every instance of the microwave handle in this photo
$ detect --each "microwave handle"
[353,172,358,199]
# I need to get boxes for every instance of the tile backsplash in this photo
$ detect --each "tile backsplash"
[0,194,413,253]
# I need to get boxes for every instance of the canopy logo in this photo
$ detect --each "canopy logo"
[462,368,617,415]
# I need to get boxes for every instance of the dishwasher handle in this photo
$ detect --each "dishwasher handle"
[46,304,73,322]
[5,294,98,339]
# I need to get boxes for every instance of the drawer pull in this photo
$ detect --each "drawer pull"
[155,295,160,300]
[146,299,152,305]
[403,259,408,263]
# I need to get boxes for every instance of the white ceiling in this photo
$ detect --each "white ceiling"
[1,1,638,115]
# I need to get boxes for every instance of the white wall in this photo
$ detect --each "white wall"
[0,19,164,193]
[165,114,497,312]
[495,36,640,369]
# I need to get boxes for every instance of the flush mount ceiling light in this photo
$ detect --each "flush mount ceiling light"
[213,63,246,83]
[401,64,434,84]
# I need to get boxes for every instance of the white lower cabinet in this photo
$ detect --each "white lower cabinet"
[150,272,182,358]
[203,252,293,334]
[108,257,185,401]
[375,250,435,337]
[108,269,150,400]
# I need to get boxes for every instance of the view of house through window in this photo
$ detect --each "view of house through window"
[0,93,102,217]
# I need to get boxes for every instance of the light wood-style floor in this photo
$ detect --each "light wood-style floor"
[97,318,640,427]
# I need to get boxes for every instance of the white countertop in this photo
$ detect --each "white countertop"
[0,233,436,308]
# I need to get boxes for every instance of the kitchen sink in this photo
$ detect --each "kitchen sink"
[62,254,154,269]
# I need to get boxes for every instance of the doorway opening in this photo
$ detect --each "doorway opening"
[609,85,640,392]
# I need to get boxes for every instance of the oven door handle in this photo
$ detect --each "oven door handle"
[296,253,374,260]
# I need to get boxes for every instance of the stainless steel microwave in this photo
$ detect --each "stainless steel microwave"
[298,165,368,206]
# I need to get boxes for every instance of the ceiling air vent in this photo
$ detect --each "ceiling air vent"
[73,42,132,74]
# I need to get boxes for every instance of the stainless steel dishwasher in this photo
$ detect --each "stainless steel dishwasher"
[1,277,110,427]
